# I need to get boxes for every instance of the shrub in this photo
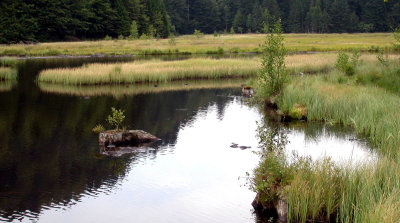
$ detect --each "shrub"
[194,29,204,38]
[140,34,149,40]
[168,34,176,46]
[258,19,287,98]
[104,35,112,41]
[107,107,126,131]
[377,50,389,67]
[335,51,359,76]
[213,31,219,37]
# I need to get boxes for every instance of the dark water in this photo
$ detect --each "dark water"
[0,57,374,222]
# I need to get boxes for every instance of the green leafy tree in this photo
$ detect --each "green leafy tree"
[258,20,287,98]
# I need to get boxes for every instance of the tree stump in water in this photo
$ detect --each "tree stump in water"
[99,130,160,147]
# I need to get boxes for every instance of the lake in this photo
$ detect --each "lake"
[0,57,375,222]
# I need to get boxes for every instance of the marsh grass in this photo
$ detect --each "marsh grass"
[278,156,400,223]
[38,58,259,85]
[0,67,17,80]
[279,74,400,156]
[0,33,396,57]
[38,54,386,85]
[252,54,400,222]
[38,79,245,98]
[254,128,400,222]
[0,57,18,67]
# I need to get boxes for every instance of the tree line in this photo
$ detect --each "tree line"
[0,0,399,43]
[165,0,400,34]
[0,0,170,43]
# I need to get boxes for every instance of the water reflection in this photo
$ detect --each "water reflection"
[39,80,244,98]
[0,80,17,92]
[0,57,376,222]
[285,122,376,165]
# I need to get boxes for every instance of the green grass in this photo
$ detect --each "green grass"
[37,58,259,85]
[254,152,400,222]
[0,57,18,67]
[0,67,17,80]
[279,69,400,156]
[38,53,380,85]
[0,33,396,57]
[252,56,400,222]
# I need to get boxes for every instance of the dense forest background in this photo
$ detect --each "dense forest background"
[0,0,399,43]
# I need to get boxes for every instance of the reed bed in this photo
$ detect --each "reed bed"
[0,57,18,67]
[38,53,394,85]
[38,58,259,85]
[252,56,400,222]
[0,67,17,80]
[38,79,244,98]
[279,74,400,156]
[0,33,395,57]
[254,153,400,222]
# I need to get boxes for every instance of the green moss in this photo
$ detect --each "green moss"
[288,103,307,120]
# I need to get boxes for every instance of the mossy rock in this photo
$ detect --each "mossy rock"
[288,104,307,120]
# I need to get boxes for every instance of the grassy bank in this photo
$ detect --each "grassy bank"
[39,79,244,98]
[38,53,392,85]
[252,56,400,222]
[0,33,396,57]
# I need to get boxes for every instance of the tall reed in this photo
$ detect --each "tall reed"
[38,54,389,86]
[253,57,400,222]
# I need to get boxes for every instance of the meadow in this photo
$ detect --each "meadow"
[252,55,400,222]
[0,33,396,57]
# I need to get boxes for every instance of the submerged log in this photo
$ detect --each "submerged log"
[99,130,161,147]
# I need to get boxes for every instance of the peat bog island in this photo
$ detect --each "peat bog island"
[1,0,400,222]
